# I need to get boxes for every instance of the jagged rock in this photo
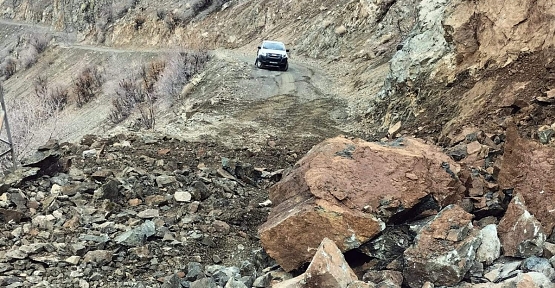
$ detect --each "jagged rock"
[174,191,192,202]
[82,250,113,265]
[114,220,156,246]
[225,278,248,288]
[521,256,555,280]
[0,167,40,190]
[499,126,555,233]
[190,278,218,288]
[358,225,413,268]
[252,273,271,287]
[544,242,555,258]
[0,208,25,223]
[362,270,403,287]
[186,262,204,281]
[137,209,159,219]
[475,224,501,265]
[497,193,546,258]
[260,137,462,271]
[97,179,122,202]
[403,205,481,288]
[483,260,522,282]
[273,238,358,288]
[446,143,468,161]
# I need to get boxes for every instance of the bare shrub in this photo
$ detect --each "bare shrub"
[155,50,210,99]
[34,75,48,98]
[108,78,145,123]
[48,86,69,111]
[33,76,69,114]
[140,60,166,93]
[137,100,155,129]
[20,45,38,69]
[73,66,104,107]
[156,9,166,21]
[134,14,146,30]
[1,57,17,79]
[113,0,139,19]
[29,33,51,53]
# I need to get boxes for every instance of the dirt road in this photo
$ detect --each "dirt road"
[157,49,351,152]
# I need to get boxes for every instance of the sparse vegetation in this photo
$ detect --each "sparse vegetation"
[73,66,104,107]
[19,45,38,69]
[1,57,17,79]
[155,50,210,99]
[134,14,146,30]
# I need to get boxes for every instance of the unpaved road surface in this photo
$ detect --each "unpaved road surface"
[158,49,352,153]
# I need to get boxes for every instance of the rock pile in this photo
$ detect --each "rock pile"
[0,133,292,287]
[260,134,555,287]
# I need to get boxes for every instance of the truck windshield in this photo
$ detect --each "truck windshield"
[262,42,285,51]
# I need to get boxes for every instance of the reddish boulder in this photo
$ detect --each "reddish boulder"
[259,137,463,271]
[403,205,481,288]
[497,193,546,258]
[273,238,358,288]
[499,125,555,233]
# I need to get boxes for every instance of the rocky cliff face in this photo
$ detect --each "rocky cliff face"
[371,0,555,143]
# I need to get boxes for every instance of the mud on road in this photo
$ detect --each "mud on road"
[158,49,354,155]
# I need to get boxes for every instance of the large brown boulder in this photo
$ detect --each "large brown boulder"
[259,136,463,271]
[403,205,481,288]
[497,193,546,258]
[499,126,555,234]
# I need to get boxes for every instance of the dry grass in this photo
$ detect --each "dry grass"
[73,66,104,107]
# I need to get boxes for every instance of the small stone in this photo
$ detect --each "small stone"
[186,262,204,281]
[334,25,347,35]
[82,149,97,158]
[258,200,272,207]
[174,191,192,202]
[65,256,81,265]
[213,254,222,264]
[156,175,176,187]
[190,201,200,213]
[137,209,159,219]
[83,250,112,265]
[213,220,230,234]
[145,195,167,206]
[128,198,142,206]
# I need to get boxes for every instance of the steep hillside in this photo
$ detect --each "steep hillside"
[1,0,555,287]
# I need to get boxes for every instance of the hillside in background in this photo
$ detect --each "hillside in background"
[0,0,555,287]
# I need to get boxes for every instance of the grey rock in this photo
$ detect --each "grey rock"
[475,224,501,265]
[190,278,217,288]
[156,175,176,187]
[521,256,555,279]
[79,234,110,243]
[446,143,468,161]
[97,179,122,202]
[174,191,192,202]
[0,167,40,189]
[186,262,204,281]
[225,278,248,288]
[252,273,272,287]
[137,209,159,219]
[82,149,97,158]
[359,225,412,268]
[114,220,156,246]
[191,181,211,201]
[539,129,554,144]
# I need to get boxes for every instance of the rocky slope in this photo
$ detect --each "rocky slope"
[1,0,555,287]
